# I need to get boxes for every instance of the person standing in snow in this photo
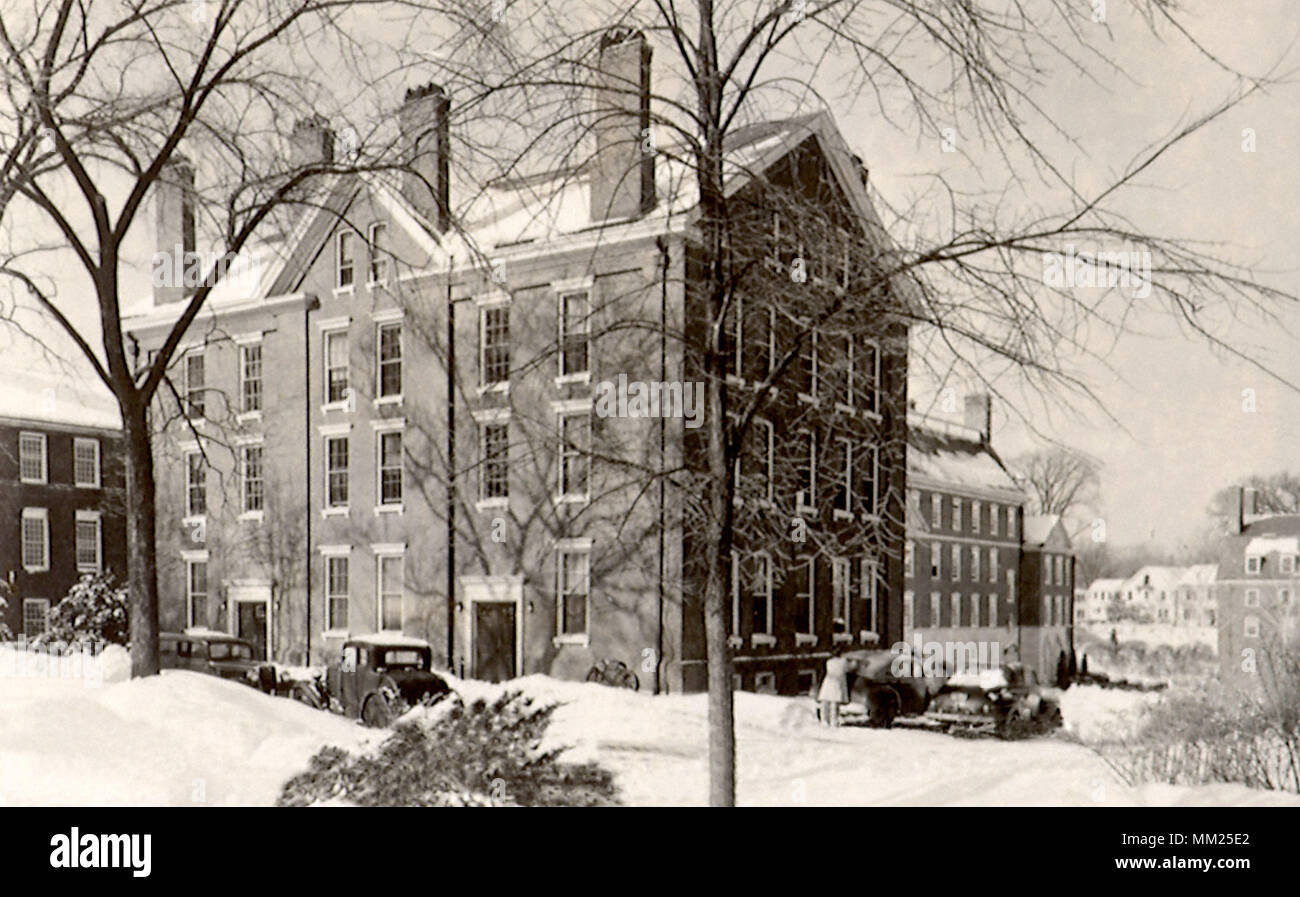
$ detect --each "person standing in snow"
[818,647,854,726]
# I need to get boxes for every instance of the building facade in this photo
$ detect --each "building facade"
[1018,514,1076,679]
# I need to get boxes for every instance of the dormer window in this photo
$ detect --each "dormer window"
[1246,556,1262,575]
[1281,555,1295,575]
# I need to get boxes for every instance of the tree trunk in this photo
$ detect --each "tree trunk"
[705,513,736,806]
[122,399,160,677]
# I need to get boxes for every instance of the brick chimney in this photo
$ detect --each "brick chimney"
[290,114,335,169]
[590,28,655,222]
[398,84,451,232]
[964,393,991,442]
[152,156,196,306]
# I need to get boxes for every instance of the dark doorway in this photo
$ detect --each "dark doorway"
[473,602,516,682]
[237,602,268,660]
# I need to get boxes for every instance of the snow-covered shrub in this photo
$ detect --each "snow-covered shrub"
[38,572,129,648]
[277,691,618,807]
[0,581,13,641]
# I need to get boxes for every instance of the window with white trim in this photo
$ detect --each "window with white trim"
[1245,588,1259,608]
[325,436,349,509]
[186,451,206,516]
[929,592,941,628]
[950,544,961,581]
[990,547,999,583]
[740,419,774,503]
[972,501,982,534]
[75,511,102,572]
[337,230,355,288]
[990,504,1001,536]
[73,438,100,488]
[558,411,590,499]
[931,494,942,528]
[861,557,878,633]
[855,336,880,414]
[241,444,264,514]
[480,423,509,501]
[1055,555,1065,586]
[795,558,815,635]
[325,554,349,631]
[1282,555,1296,575]
[377,321,402,399]
[1244,615,1260,639]
[187,560,208,628]
[367,222,388,284]
[378,553,404,631]
[559,290,590,377]
[860,443,879,516]
[903,591,914,629]
[930,542,941,579]
[971,593,982,628]
[184,353,205,419]
[970,545,981,583]
[953,499,963,532]
[951,593,962,627]
[988,594,998,627]
[21,508,48,571]
[324,329,349,405]
[240,343,263,413]
[19,432,46,484]
[749,554,773,636]
[557,548,589,637]
[377,430,403,507]
[832,557,851,634]
[834,437,852,515]
[904,540,914,578]
[1246,555,1261,574]
[1043,554,1052,585]
[22,598,49,637]
[796,429,816,510]
[480,305,510,387]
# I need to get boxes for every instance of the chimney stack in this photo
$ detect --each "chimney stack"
[152,156,196,306]
[399,84,451,232]
[590,28,655,222]
[290,114,335,169]
[1229,486,1245,535]
[964,393,992,442]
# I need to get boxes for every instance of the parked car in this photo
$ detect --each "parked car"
[924,663,1063,738]
[160,629,277,693]
[842,649,948,727]
[292,634,452,727]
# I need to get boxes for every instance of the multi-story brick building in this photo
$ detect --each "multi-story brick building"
[1019,513,1075,679]
[0,374,127,638]
[903,398,1028,673]
[125,29,911,691]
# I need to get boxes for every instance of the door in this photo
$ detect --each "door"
[474,602,516,682]
[238,602,268,660]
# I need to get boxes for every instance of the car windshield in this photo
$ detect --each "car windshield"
[377,648,427,670]
[208,642,253,661]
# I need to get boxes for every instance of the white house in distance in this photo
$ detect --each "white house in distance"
[1077,577,1123,624]
[1175,564,1218,627]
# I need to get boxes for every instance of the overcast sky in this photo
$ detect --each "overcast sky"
[3,0,1298,553]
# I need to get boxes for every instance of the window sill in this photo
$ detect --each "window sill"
[374,395,403,408]
[862,409,882,423]
[475,498,509,512]
[555,372,591,387]
[332,285,355,298]
[751,634,776,648]
[834,402,856,416]
[795,633,817,647]
[321,401,352,415]
[321,507,349,519]
[797,393,819,406]
[554,493,589,506]
[322,629,349,640]
[478,382,510,396]
[19,478,47,486]
[859,631,881,646]
[74,482,101,490]
[833,509,854,522]
[727,635,743,650]
[795,504,817,518]
[22,566,49,574]
[374,504,404,516]
[236,411,262,425]
[552,634,589,648]
[238,511,264,523]
[833,632,854,645]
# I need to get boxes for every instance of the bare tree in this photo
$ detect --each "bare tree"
[1011,446,1101,520]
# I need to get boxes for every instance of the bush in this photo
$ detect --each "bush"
[38,572,129,648]
[0,581,13,641]
[278,691,619,807]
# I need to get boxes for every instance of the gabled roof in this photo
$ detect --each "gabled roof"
[906,413,1025,503]
[1213,514,1300,581]
[1119,565,1184,592]
[1085,578,1125,592]
[0,366,120,431]
[1022,514,1070,550]
[1178,564,1218,586]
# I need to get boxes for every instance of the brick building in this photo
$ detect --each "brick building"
[1018,513,1075,678]
[125,30,911,691]
[0,374,126,638]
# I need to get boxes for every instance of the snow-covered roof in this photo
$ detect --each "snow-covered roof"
[1177,564,1218,586]
[1244,536,1300,557]
[1119,566,1185,592]
[0,366,120,431]
[906,415,1024,502]
[347,632,432,649]
[1022,514,1064,548]
[1086,578,1125,592]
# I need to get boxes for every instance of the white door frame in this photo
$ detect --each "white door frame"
[227,579,273,659]
[459,575,524,680]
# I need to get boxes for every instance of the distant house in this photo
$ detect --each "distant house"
[1077,577,1123,624]
[1175,564,1218,627]
[1117,565,1185,623]
[0,372,127,638]
[1214,488,1300,694]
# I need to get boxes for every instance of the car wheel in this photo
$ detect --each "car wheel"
[361,695,392,728]
[869,689,899,728]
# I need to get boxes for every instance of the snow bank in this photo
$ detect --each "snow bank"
[1059,684,1159,743]
[0,642,130,688]
[0,668,371,806]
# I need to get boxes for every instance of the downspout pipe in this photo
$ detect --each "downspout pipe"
[655,235,669,694]
[304,293,320,665]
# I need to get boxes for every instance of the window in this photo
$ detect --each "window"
[377,430,403,506]
[367,222,388,284]
[855,336,880,413]
[75,511,102,573]
[337,231,355,288]
[929,592,942,628]
[952,499,962,532]
[378,553,404,631]
[1245,589,1259,608]
[326,555,349,631]
[832,557,851,633]
[904,540,915,577]
[795,330,817,399]
[834,438,852,515]
[1282,588,1294,607]
[1043,555,1052,585]
[325,436,349,509]
[754,671,777,694]
[1244,615,1260,639]
[1283,555,1297,575]
[22,599,49,637]
[903,591,915,629]
[73,438,100,488]
[970,546,981,583]
[187,560,208,628]
[21,508,48,572]
[324,330,349,405]
[931,494,942,528]
[1007,509,1016,540]
[795,559,815,635]
[971,593,982,628]
[741,419,775,503]
[184,353,205,418]
[559,291,590,377]
[742,306,774,382]
[241,445,264,514]
[241,343,263,413]
[480,423,509,501]
[951,593,962,627]
[19,432,46,483]
[186,451,207,516]
[990,547,999,583]
[557,549,589,637]
[1055,556,1065,586]
[990,504,1000,536]
[796,430,816,510]
[972,501,982,534]
[376,322,402,399]
[930,543,941,579]
[480,305,510,387]
[860,443,878,516]
[861,557,879,633]
[1246,555,1261,574]
[558,412,590,499]
[749,554,773,636]
[950,544,961,581]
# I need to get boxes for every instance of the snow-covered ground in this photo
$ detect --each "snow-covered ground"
[1078,622,1217,651]
[3,654,1295,807]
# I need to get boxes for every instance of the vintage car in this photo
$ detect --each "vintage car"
[924,663,1063,738]
[292,634,452,727]
[842,649,949,727]
[160,629,277,693]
